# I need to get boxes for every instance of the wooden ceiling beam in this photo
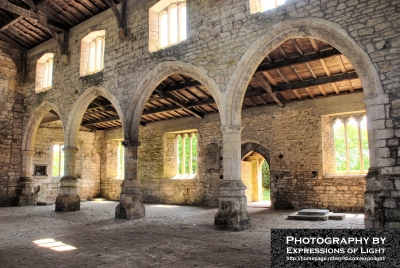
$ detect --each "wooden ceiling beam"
[291,38,304,56]
[164,92,204,118]
[309,38,319,52]
[82,116,120,126]
[255,48,341,73]
[255,73,285,107]
[105,0,127,39]
[0,0,68,31]
[273,72,358,93]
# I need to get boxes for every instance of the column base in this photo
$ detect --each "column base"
[214,209,251,231]
[55,194,80,212]
[115,179,145,219]
[16,177,38,206]
[115,196,145,219]
[214,180,251,231]
[55,175,80,212]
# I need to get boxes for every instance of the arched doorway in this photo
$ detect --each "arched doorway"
[241,142,271,207]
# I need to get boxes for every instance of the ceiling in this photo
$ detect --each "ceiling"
[0,2,363,130]
[0,0,119,50]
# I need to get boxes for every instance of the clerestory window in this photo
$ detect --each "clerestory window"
[80,30,105,76]
[35,53,54,92]
[333,115,369,173]
[250,0,286,14]
[52,143,64,177]
[176,132,197,175]
[149,0,187,52]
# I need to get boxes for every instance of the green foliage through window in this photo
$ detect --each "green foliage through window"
[333,115,369,173]
[176,133,197,175]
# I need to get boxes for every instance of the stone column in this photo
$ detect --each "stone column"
[55,146,80,212]
[115,140,145,219]
[215,126,251,231]
[363,95,399,228]
[17,150,36,206]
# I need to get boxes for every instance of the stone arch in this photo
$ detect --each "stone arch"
[226,17,384,126]
[126,61,223,139]
[65,86,124,147]
[241,142,270,164]
[22,101,62,152]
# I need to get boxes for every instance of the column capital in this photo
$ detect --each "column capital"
[122,139,141,147]
[220,125,242,134]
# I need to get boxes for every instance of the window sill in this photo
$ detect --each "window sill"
[80,69,104,78]
[324,174,367,179]
[170,174,197,180]
[35,86,52,93]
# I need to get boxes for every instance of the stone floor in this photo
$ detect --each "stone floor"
[0,201,364,268]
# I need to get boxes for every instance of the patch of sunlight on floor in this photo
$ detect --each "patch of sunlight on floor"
[356,214,364,218]
[150,204,180,208]
[33,238,77,251]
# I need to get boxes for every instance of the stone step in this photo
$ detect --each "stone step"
[328,212,346,220]
[297,209,329,216]
[288,212,328,221]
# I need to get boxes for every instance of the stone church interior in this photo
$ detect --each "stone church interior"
[0,0,399,265]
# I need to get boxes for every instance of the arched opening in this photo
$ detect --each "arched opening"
[57,87,125,208]
[135,72,222,206]
[19,102,64,205]
[32,109,64,204]
[241,142,271,207]
[237,37,367,212]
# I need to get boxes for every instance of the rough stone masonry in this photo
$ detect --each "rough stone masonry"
[0,0,399,229]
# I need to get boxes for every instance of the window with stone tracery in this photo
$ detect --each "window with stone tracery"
[176,132,197,175]
[35,53,54,92]
[149,0,187,52]
[249,0,286,14]
[332,115,370,173]
[80,30,105,76]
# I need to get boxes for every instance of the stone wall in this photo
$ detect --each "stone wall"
[0,50,22,206]
[1,0,397,225]
[96,93,366,210]
[32,127,101,203]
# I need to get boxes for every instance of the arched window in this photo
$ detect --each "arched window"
[80,30,105,76]
[333,115,369,173]
[149,1,187,52]
[52,143,64,177]
[250,0,286,14]
[176,132,197,175]
[35,53,54,92]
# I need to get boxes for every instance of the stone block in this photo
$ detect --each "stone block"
[55,193,80,212]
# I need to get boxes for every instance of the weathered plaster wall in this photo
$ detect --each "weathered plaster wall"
[0,50,22,206]
[32,127,101,203]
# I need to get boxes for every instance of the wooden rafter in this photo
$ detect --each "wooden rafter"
[273,72,358,93]
[255,48,341,73]
[255,73,285,107]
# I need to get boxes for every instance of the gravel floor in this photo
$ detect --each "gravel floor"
[0,201,364,268]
